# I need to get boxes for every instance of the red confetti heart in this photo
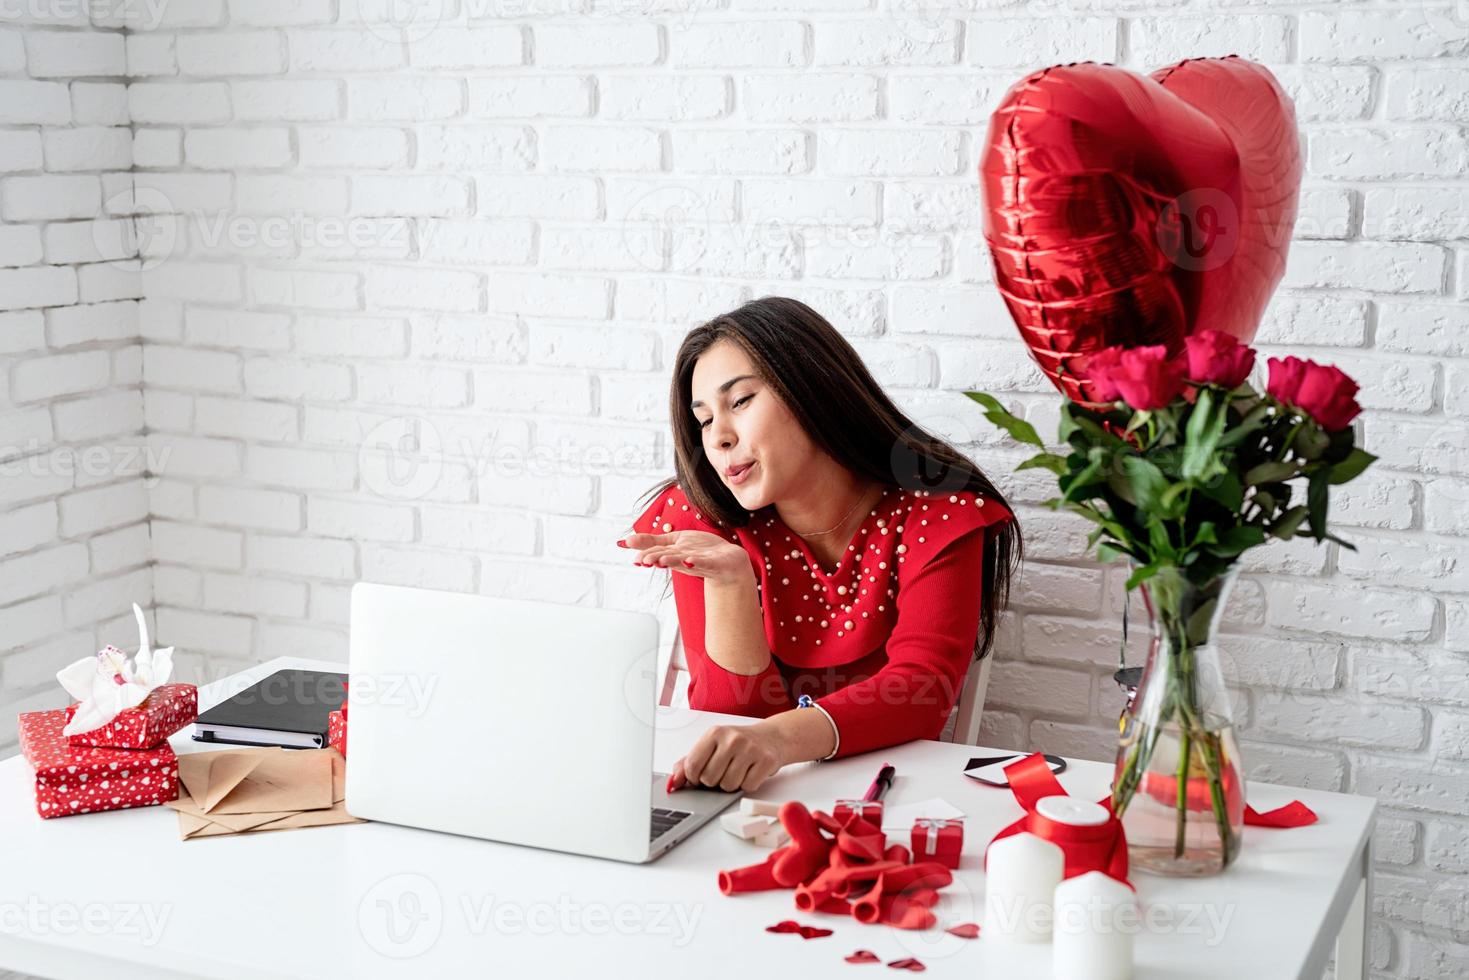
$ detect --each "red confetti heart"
[887,958,926,972]
[945,922,980,939]
[765,920,832,939]
[845,950,880,964]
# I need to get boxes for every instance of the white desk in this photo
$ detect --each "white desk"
[1,655,1374,980]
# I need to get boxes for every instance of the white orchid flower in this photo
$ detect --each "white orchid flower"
[56,603,176,737]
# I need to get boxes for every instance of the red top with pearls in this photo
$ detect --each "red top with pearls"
[632,483,1014,759]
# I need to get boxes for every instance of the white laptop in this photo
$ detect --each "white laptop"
[344,582,743,863]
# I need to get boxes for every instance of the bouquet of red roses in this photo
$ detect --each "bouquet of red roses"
[970,330,1373,589]
[968,330,1374,873]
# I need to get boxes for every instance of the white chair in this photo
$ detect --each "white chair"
[655,620,994,746]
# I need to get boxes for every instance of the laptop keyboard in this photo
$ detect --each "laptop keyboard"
[650,806,693,841]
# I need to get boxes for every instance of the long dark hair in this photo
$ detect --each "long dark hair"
[637,295,1022,661]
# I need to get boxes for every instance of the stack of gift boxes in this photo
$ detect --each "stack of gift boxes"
[19,681,197,819]
[832,800,963,869]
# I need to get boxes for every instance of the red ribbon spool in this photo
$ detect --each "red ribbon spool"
[983,752,1132,888]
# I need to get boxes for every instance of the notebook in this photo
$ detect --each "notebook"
[192,669,347,749]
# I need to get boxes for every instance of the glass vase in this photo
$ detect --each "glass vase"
[1110,564,1246,876]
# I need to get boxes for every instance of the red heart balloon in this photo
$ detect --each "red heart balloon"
[980,56,1301,405]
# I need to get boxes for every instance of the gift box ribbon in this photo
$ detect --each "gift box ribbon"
[911,817,960,852]
[913,817,958,829]
[843,801,880,815]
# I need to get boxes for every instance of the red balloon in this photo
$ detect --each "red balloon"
[980,56,1302,405]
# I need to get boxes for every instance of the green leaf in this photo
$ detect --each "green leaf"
[1160,481,1191,512]
[1062,501,1105,525]
[1328,447,1377,485]
[1182,388,1228,481]
[1270,505,1309,540]
[1191,521,1218,547]
[1125,562,1160,590]
[1059,450,1106,504]
[1016,452,1069,476]
[1307,469,1329,541]
[1217,401,1271,450]
[1198,470,1244,512]
[1097,541,1131,564]
[1106,461,1137,505]
[1323,424,1358,465]
[1056,403,1080,445]
[1122,455,1169,512]
[966,391,1045,448]
[1245,460,1299,485]
[1296,424,1331,461]
[1206,524,1266,557]
[1185,598,1219,647]
[1147,519,1175,560]
[1071,413,1112,444]
[1066,502,1134,546]
[1325,531,1357,552]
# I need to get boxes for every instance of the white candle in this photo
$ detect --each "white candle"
[984,831,1064,943]
[1053,870,1136,980]
[1036,795,1110,827]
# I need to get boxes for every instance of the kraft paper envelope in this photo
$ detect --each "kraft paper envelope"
[168,746,365,840]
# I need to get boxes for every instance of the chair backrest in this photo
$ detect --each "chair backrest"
[657,625,992,746]
[653,601,688,709]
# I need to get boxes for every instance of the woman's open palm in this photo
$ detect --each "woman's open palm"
[620,530,751,586]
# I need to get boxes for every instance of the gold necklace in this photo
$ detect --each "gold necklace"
[788,482,879,537]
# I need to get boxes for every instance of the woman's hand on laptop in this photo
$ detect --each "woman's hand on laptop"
[619,531,751,587]
[669,702,840,793]
[668,722,785,793]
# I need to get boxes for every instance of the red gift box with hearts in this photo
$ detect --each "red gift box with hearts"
[910,817,963,869]
[62,682,197,750]
[328,682,348,758]
[328,711,347,758]
[18,709,179,819]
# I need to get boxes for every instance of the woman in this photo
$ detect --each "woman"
[617,296,1021,794]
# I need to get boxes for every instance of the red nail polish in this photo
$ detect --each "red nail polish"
[682,559,695,567]
[616,539,627,547]
[666,773,678,793]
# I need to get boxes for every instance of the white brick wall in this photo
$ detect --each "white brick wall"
[1,4,1467,976]
[0,13,153,754]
